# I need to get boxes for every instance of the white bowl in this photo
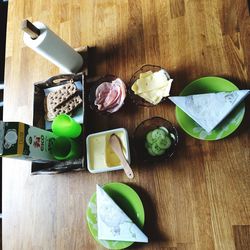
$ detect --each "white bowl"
[86,128,130,173]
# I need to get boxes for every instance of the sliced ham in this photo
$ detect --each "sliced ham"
[94,82,112,110]
[95,83,119,111]
[107,79,126,113]
[103,85,120,108]
[94,78,126,113]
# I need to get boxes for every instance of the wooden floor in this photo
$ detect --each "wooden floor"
[3,0,250,250]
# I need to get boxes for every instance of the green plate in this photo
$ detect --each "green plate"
[86,182,145,249]
[176,76,245,140]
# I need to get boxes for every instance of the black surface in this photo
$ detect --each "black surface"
[0,1,8,82]
[0,0,7,217]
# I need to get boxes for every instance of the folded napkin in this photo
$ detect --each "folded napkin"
[96,185,148,243]
[169,90,250,133]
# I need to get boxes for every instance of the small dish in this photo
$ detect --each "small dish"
[86,182,145,249]
[88,75,126,114]
[133,117,178,162]
[86,128,131,173]
[175,76,245,140]
[128,64,171,107]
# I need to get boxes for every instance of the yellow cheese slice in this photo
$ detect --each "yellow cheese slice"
[137,80,173,105]
[131,69,173,105]
[138,93,162,105]
[131,73,154,93]
[131,80,139,92]
[139,70,153,79]
[134,70,169,94]
[132,71,153,92]
[159,79,173,97]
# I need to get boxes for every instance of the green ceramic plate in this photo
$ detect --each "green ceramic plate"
[86,182,145,249]
[175,76,245,140]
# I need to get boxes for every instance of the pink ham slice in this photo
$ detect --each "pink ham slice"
[94,82,119,111]
[102,85,121,108]
[95,82,113,110]
[94,78,126,113]
[107,79,126,113]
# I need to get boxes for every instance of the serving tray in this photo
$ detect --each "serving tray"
[32,73,86,174]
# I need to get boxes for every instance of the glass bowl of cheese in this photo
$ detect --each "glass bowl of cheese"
[129,64,173,106]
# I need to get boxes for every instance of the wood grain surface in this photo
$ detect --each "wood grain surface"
[3,0,250,249]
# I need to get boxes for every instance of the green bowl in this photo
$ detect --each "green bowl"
[175,76,245,140]
[86,182,145,249]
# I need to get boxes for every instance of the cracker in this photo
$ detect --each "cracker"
[47,80,77,111]
[45,95,82,121]
[54,95,82,114]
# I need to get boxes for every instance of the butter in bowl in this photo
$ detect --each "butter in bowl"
[86,128,131,173]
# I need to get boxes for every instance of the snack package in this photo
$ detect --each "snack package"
[0,121,57,162]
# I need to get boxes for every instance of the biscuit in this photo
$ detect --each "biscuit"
[47,80,77,111]
[45,95,82,121]
[54,95,82,114]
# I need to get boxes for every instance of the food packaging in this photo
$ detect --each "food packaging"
[0,121,56,162]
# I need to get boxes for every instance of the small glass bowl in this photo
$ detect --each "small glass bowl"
[88,75,126,114]
[133,117,178,162]
[128,64,171,107]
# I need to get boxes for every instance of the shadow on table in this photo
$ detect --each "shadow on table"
[126,183,168,247]
[86,46,140,117]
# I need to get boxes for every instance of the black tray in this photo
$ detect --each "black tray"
[32,73,86,174]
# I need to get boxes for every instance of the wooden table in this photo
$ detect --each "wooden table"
[3,1,250,249]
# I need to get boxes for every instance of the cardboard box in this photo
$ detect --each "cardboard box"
[0,121,57,162]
